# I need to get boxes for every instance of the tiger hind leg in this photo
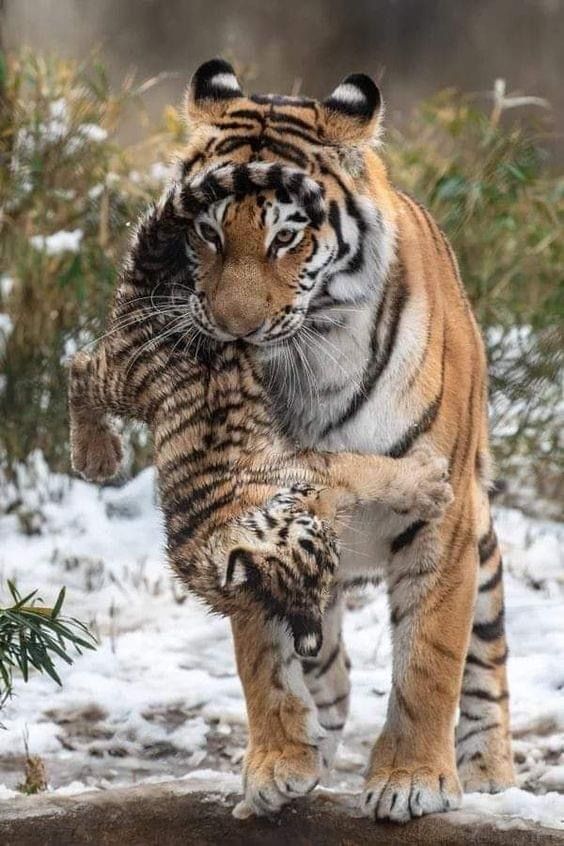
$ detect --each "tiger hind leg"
[456,515,516,792]
[300,589,351,770]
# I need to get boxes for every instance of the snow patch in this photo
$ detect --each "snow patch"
[30,229,83,255]
[463,787,564,830]
[0,463,562,825]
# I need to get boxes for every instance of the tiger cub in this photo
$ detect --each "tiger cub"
[68,165,453,657]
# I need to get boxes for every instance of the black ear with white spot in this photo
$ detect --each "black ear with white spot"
[322,73,382,143]
[186,58,243,123]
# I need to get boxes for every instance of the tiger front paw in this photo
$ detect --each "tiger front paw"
[390,447,453,522]
[71,421,123,483]
[361,761,462,823]
[233,741,323,818]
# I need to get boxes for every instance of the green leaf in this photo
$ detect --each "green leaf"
[52,587,66,619]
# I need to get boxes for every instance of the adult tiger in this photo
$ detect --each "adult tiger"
[175,59,515,822]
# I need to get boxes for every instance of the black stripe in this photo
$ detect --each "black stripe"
[229,108,265,123]
[459,709,482,722]
[478,525,497,564]
[328,201,349,260]
[181,153,204,179]
[341,575,382,591]
[472,609,505,642]
[315,692,349,710]
[456,722,501,752]
[225,548,254,586]
[385,332,447,459]
[168,490,237,547]
[261,137,309,168]
[479,561,503,593]
[301,657,318,674]
[211,120,256,131]
[465,652,494,670]
[385,394,443,459]
[320,272,408,438]
[317,161,352,199]
[267,124,321,147]
[315,644,340,678]
[463,688,509,703]
[213,135,254,156]
[147,371,205,420]
[164,476,232,519]
[465,646,508,670]
[267,112,317,132]
[390,602,415,626]
[390,520,428,554]
[158,447,230,478]
[156,403,209,448]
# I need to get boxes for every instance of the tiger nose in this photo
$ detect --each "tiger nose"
[211,298,264,338]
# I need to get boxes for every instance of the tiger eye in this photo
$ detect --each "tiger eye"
[274,228,294,246]
[199,223,220,246]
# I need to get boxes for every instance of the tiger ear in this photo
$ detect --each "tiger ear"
[322,74,382,143]
[186,58,244,123]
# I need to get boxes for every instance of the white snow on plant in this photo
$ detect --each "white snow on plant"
[150,162,175,183]
[63,331,97,364]
[0,314,14,354]
[0,275,14,297]
[78,124,108,142]
[0,464,562,828]
[50,99,68,121]
[88,184,105,200]
[30,229,83,256]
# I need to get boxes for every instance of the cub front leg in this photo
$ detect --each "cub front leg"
[361,508,476,823]
[68,350,124,482]
[231,609,328,818]
[330,446,453,520]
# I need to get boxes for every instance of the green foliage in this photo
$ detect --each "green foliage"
[387,89,563,508]
[0,51,184,475]
[0,581,96,709]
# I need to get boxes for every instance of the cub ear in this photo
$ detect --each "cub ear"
[322,73,382,143]
[186,58,244,123]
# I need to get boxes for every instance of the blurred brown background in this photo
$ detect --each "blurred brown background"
[3,0,563,145]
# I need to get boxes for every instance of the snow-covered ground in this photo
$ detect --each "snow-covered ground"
[0,458,563,829]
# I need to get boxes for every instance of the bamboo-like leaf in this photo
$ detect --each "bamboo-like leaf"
[52,587,66,619]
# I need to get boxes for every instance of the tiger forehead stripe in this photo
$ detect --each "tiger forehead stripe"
[178,161,327,227]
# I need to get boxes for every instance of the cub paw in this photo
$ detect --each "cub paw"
[391,447,453,521]
[71,422,123,483]
[233,742,322,818]
[361,763,462,823]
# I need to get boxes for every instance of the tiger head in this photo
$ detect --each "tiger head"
[159,59,397,347]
